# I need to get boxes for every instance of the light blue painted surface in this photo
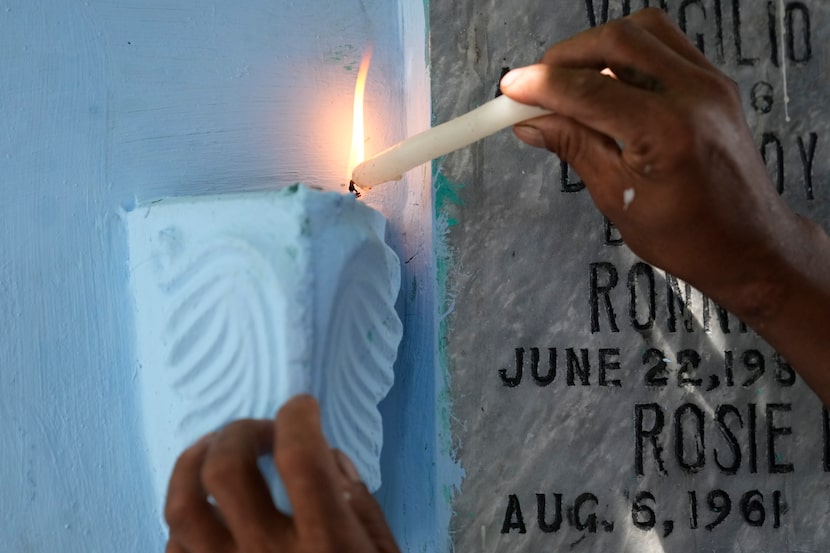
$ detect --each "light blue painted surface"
[0,1,449,551]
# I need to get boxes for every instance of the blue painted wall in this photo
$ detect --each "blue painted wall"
[0,1,448,551]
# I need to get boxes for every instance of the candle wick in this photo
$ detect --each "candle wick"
[348,180,362,198]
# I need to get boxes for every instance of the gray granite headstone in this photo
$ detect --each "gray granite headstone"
[431,1,830,551]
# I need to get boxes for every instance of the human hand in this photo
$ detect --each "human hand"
[164,395,400,553]
[499,8,807,318]
[499,8,830,404]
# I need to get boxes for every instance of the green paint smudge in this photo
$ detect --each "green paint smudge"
[281,183,301,195]
[324,44,359,72]
[432,162,466,522]
[433,169,464,227]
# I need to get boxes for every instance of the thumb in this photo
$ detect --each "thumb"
[514,112,620,176]
[502,68,631,214]
[499,65,559,110]
[500,65,622,174]
[514,113,628,214]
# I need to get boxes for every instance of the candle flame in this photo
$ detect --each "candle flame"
[348,47,373,180]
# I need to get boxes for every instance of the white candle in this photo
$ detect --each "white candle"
[351,95,552,188]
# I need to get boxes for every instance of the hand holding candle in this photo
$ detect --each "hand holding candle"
[350,94,552,189]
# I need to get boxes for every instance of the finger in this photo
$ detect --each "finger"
[538,11,700,89]
[625,8,714,69]
[275,395,354,539]
[334,450,400,553]
[165,540,188,553]
[542,9,711,70]
[513,113,637,215]
[202,419,291,548]
[501,63,671,149]
[165,434,234,553]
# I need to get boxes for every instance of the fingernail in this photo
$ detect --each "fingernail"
[499,68,525,90]
[513,124,545,148]
[334,450,362,483]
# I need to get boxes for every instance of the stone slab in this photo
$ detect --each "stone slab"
[431,1,830,551]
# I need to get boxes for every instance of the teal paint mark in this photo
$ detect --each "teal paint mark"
[324,44,359,71]
[433,169,464,227]
[432,161,466,547]
[324,44,355,62]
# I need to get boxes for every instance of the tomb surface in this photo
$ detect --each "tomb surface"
[431,1,830,551]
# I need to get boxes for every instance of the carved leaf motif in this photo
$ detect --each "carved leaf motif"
[317,241,402,490]
[161,239,286,439]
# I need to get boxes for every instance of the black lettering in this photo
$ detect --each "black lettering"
[623,0,667,16]
[751,81,774,114]
[713,0,726,63]
[666,274,694,332]
[767,403,794,473]
[573,493,599,533]
[773,490,784,527]
[561,160,584,192]
[768,1,779,66]
[632,491,657,530]
[590,262,619,333]
[749,402,758,473]
[741,349,766,387]
[689,491,699,529]
[702,295,731,333]
[731,0,758,65]
[628,262,656,331]
[761,132,784,194]
[502,494,527,534]
[635,403,666,475]
[604,217,624,246]
[585,0,609,28]
[566,348,591,386]
[798,132,817,200]
[495,67,511,98]
[599,348,622,387]
[740,490,766,526]
[677,349,703,387]
[679,0,706,53]
[675,403,706,473]
[705,489,732,530]
[532,348,557,386]
[786,2,812,63]
[643,348,669,387]
[537,493,563,533]
[499,348,524,387]
[774,353,796,386]
[714,404,743,474]
[724,350,735,387]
